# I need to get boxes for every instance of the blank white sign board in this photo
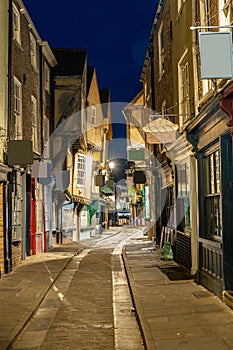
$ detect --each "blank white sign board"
[199,31,233,79]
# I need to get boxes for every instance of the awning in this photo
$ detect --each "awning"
[101,185,114,195]
[65,190,91,205]
[86,200,100,219]
[143,117,178,144]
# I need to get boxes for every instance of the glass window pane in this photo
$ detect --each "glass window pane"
[215,150,220,193]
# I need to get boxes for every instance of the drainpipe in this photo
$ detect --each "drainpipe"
[6,0,13,272]
[39,44,44,155]
[39,44,47,252]
[190,0,199,275]
[191,0,199,116]
[7,0,12,142]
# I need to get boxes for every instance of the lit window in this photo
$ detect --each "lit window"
[202,79,213,97]
[177,161,191,231]
[13,77,22,139]
[31,96,38,151]
[30,33,37,69]
[203,150,222,237]
[13,3,21,44]
[77,153,86,187]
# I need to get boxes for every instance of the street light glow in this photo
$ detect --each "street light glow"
[109,161,115,169]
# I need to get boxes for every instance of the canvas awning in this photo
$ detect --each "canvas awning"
[101,185,114,195]
[143,118,178,144]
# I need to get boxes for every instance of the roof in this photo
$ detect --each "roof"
[99,88,110,118]
[52,48,87,76]
[86,67,95,95]
[99,89,110,104]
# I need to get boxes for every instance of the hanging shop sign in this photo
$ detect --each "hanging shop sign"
[142,185,150,221]
[199,31,233,79]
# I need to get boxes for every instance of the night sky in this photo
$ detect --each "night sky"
[23,0,158,103]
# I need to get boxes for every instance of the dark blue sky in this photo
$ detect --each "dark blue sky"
[23,0,158,103]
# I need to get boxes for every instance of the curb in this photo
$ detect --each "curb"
[122,245,157,350]
[5,247,84,350]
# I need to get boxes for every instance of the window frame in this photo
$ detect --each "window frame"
[203,149,222,239]
[77,153,86,187]
[43,115,49,143]
[31,95,38,152]
[30,32,37,69]
[178,50,190,126]
[200,0,211,27]
[177,161,191,232]
[219,0,233,26]
[158,22,165,78]
[44,62,50,92]
[13,76,22,140]
[12,2,21,44]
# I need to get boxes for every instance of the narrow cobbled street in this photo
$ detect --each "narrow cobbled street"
[5,228,144,350]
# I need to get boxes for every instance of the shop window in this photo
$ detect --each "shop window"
[203,150,222,238]
[177,161,191,231]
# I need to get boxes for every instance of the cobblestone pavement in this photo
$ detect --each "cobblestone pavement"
[123,241,233,350]
[3,227,144,350]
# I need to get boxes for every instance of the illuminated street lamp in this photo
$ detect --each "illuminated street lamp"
[109,161,115,170]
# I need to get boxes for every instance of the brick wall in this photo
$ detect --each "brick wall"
[11,1,41,147]
[12,242,22,268]
[153,1,174,114]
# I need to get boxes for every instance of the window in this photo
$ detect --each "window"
[177,161,191,231]
[13,77,22,139]
[178,51,190,125]
[202,79,213,97]
[178,0,185,12]
[158,23,165,78]
[44,62,50,92]
[12,3,20,44]
[43,115,49,143]
[77,153,86,187]
[31,96,38,152]
[91,106,96,126]
[203,150,222,238]
[30,33,37,69]
[13,77,21,115]
[219,0,233,26]
[200,0,211,27]
[43,116,50,158]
